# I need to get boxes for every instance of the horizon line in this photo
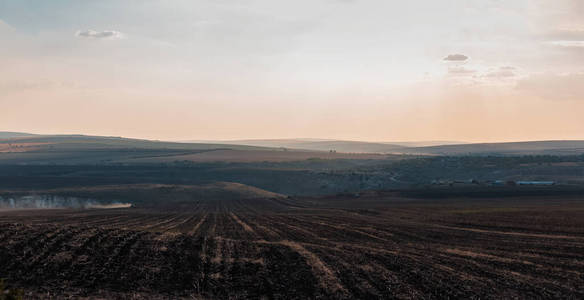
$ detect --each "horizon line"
[4,130,584,145]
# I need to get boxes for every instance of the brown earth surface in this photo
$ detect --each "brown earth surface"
[1,193,583,299]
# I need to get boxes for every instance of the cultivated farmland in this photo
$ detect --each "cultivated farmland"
[1,191,583,299]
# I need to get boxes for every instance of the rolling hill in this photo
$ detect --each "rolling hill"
[2,133,584,165]
[193,139,409,153]
[408,140,584,156]
[0,133,391,164]
[0,131,39,139]
[188,138,584,156]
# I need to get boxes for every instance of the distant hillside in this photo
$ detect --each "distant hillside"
[388,141,466,147]
[0,133,390,164]
[3,133,583,161]
[0,131,39,139]
[408,141,584,156]
[192,139,468,152]
[199,139,408,153]
[205,138,584,156]
[0,134,265,151]
[0,133,276,165]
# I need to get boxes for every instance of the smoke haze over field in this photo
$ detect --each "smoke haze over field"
[0,195,130,210]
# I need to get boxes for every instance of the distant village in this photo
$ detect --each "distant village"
[431,179,555,187]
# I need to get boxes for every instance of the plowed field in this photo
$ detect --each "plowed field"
[1,193,583,299]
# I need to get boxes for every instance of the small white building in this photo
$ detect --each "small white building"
[516,181,555,186]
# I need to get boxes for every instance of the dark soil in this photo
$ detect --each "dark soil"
[1,193,583,299]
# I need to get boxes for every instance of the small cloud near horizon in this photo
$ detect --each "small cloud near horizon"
[483,66,516,79]
[540,29,584,49]
[76,30,124,39]
[443,54,468,61]
[547,40,584,48]
[448,66,476,76]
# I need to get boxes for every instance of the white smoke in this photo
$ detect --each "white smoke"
[0,195,130,209]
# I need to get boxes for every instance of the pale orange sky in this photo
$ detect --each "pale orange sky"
[1,1,583,143]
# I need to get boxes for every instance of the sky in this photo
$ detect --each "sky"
[1,0,583,142]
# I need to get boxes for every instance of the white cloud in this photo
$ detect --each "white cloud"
[500,66,516,70]
[447,66,476,76]
[443,54,468,61]
[0,19,17,36]
[548,40,584,48]
[76,30,124,39]
[483,69,515,79]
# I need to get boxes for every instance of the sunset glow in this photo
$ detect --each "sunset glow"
[1,0,583,142]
